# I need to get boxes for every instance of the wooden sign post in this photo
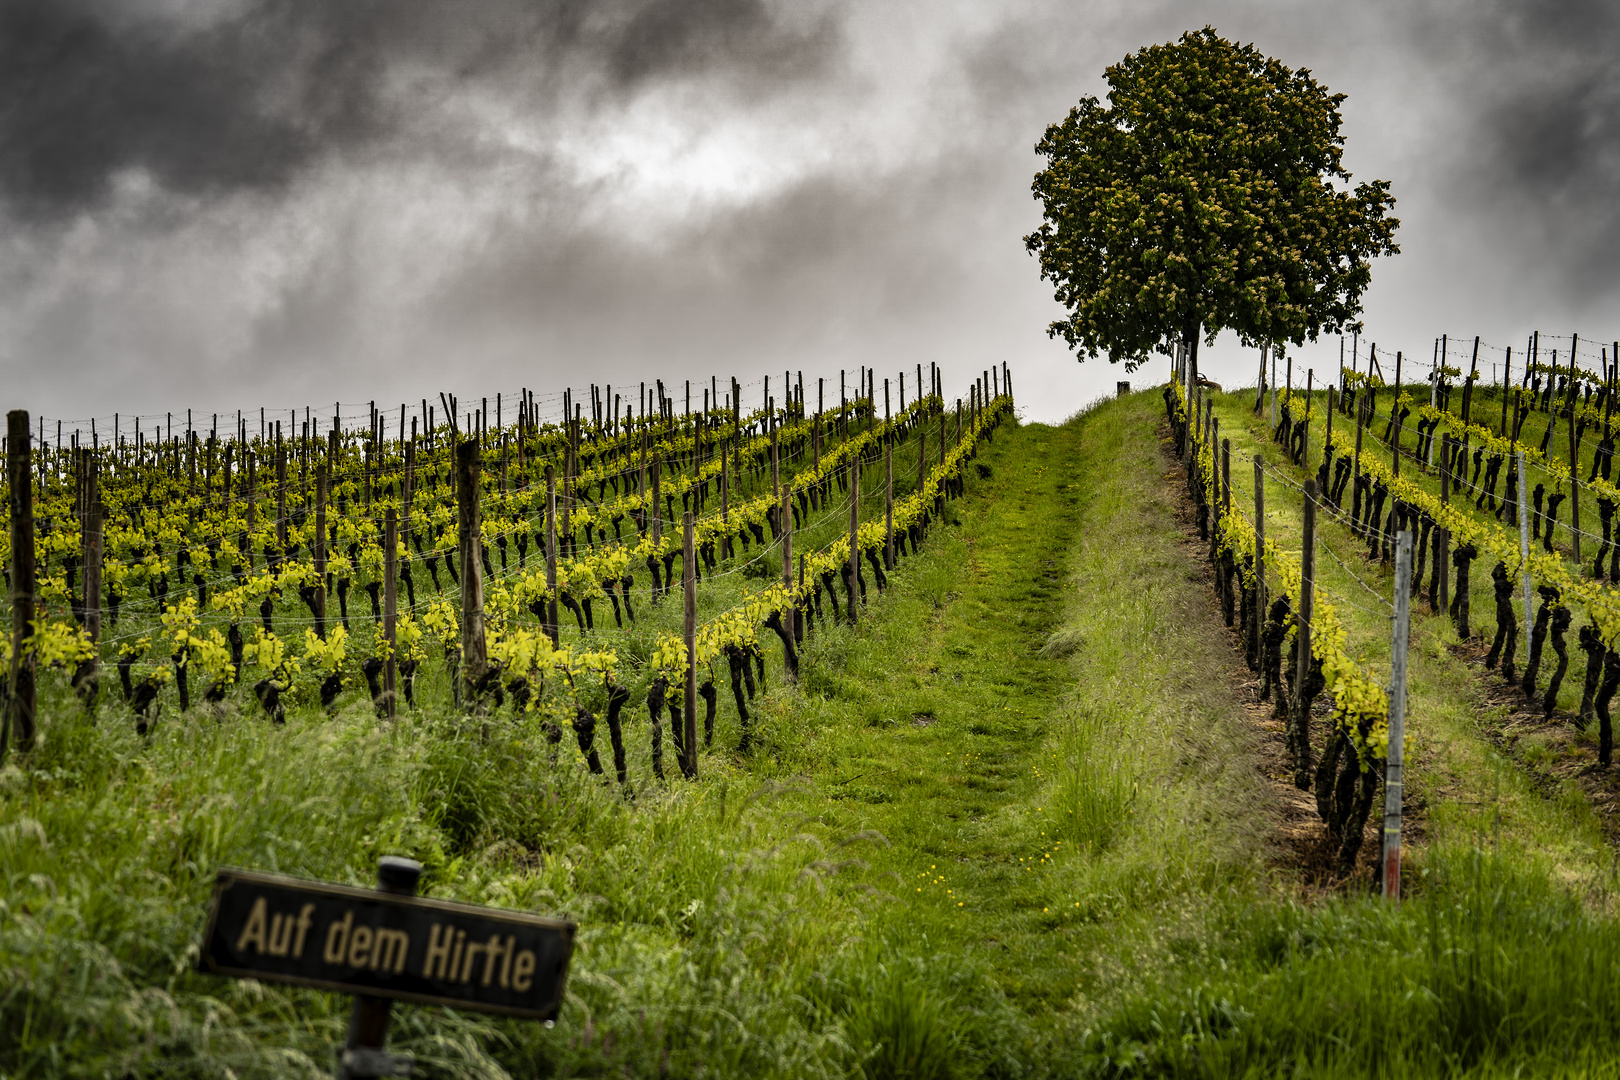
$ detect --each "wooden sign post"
[200,858,575,1078]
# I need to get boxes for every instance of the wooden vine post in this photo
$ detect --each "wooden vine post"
[848,453,861,623]
[1293,479,1318,788]
[720,443,730,559]
[403,442,414,563]
[1569,339,1582,563]
[1351,388,1365,537]
[1391,353,1402,479]
[1437,437,1451,611]
[917,420,927,498]
[884,419,895,572]
[1302,369,1313,476]
[455,440,487,706]
[1381,527,1414,902]
[770,414,780,496]
[1220,438,1230,514]
[383,508,398,717]
[651,458,662,549]
[545,464,559,646]
[81,451,102,704]
[4,411,34,757]
[1517,452,1533,657]
[1252,457,1265,662]
[682,511,698,780]
[314,464,328,639]
[276,448,288,545]
[781,484,795,673]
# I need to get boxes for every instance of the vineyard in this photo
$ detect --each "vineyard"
[1171,332,1620,889]
[0,364,1011,777]
[12,351,1620,1078]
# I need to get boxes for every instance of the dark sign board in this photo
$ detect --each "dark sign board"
[199,868,575,1020]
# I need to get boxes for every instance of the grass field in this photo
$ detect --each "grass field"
[8,388,1620,1078]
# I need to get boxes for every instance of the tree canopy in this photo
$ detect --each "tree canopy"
[1025,27,1400,373]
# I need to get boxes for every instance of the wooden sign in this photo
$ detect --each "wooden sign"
[199,868,575,1020]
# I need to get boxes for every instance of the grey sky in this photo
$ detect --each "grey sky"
[2,0,1615,430]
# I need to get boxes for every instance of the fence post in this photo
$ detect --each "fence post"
[1382,528,1414,902]
[403,442,414,564]
[1518,451,1533,658]
[1437,437,1451,612]
[276,448,288,546]
[1252,457,1265,663]
[384,508,397,718]
[884,431,895,572]
[81,452,102,705]
[1303,369,1314,476]
[314,465,328,639]
[918,419,927,496]
[682,511,698,780]
[455,441,487,706]
[651,457,662,549]
[776,469,795,630]
[545,464,559,646]
[1293,479,1318,788]
[1351,391,1366,536]
[849,454,861,623]
[1268,345,1277,429]
[1570,387,1582,563]
[6,411,37,756]
[1221,437,1231,514]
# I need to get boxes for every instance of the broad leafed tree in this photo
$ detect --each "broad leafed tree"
[1025,28,1400,379]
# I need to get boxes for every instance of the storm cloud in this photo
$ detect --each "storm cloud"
[1,0,1617,424]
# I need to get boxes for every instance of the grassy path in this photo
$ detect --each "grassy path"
[775,394,1274,1035]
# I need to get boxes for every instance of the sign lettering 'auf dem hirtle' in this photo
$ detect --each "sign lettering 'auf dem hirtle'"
[199,868,575,1019]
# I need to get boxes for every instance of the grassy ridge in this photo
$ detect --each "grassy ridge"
[8,390,1620,1077]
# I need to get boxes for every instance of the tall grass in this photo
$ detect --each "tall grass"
[1064,840,1620,1077]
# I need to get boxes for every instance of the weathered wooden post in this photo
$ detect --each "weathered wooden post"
[1518,452,1533,658]
[1381,529,1414,903]
[848,454,861,623]
[1293,479,1318,789]
[8,410,37,758]
[782,484,795,674]
[650,457,662,549]
[682,511,698,780]
[917,419,927,516]
[384,508,397,718]
[403,442,414,563]
[720,442,731,559]
[314,465,328,639]
[456,441,487,705]
[80,451,102,705]
[1437,437,1451,612]
[276,447,288,545]
[1570,351,1582,563]
[545,464,559,646]
[884,428,895,573]
[1252,457,1265,663]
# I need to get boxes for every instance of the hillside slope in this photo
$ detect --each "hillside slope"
[7,390,1620,1078]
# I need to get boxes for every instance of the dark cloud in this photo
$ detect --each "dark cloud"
[6,0,1620,427]
[0,0,838,218]
[1415,0,1620,289]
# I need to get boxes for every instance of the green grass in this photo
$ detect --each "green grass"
[10,390,1620,1077]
